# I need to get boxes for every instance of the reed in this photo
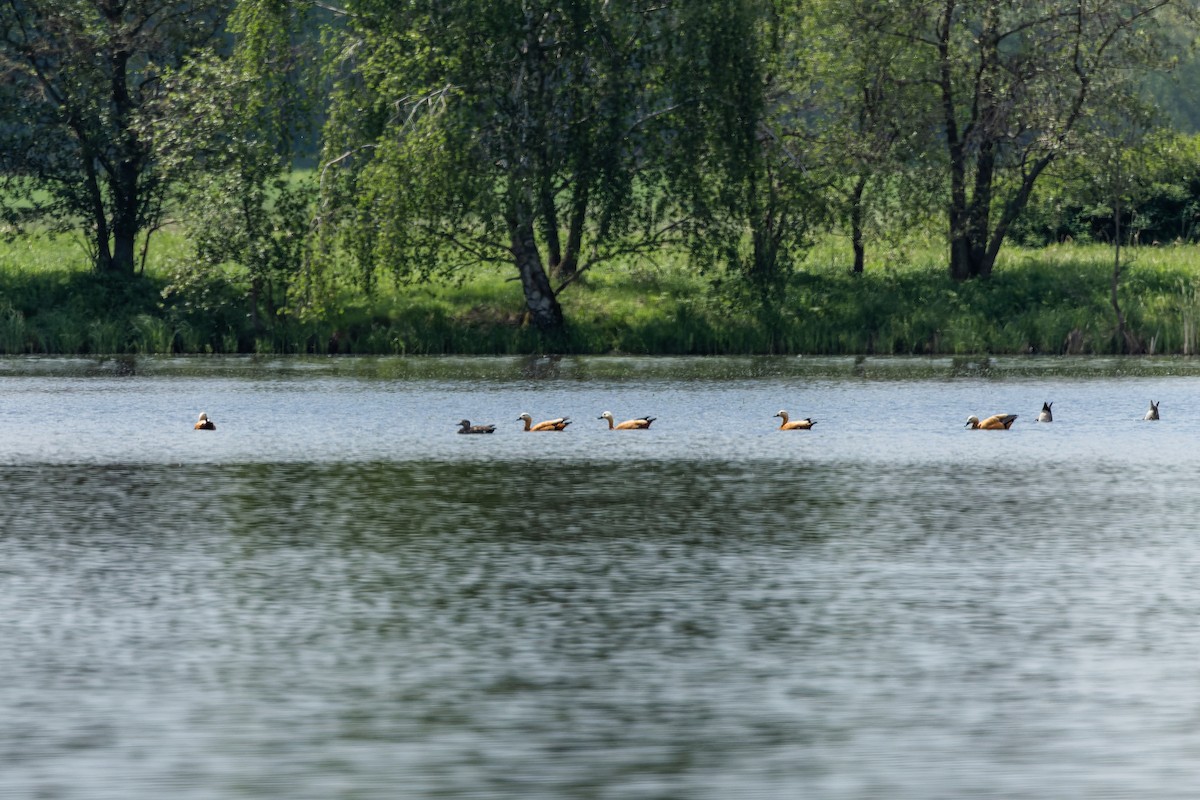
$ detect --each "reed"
[88,321,128,355]
[131,314,176,355]
[0,304,29,354]
[32,311,88,354]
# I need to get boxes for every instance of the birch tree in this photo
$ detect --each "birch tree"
[320,0,672,333]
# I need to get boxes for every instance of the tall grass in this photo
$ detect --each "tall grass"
[0,304,28,354]
[131,314,175,354]
[1,231,1198,355]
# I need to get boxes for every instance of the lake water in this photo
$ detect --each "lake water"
[5,355,1200,799]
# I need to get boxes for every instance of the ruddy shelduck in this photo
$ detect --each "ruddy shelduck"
[1144,401,1160,421]
[598,411,656,430]
[1037,402,1053,422]
[775,410,816,430]
[194,412,216,430]
[458,419,496,434]
[517,413,571,431]
[965,414,1018,430]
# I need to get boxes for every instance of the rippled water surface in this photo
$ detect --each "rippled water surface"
[5,355,1200,799]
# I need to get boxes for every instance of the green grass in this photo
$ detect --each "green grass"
[1,230,1198,355]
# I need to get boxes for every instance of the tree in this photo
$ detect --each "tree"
[319,0,672,333]
[0,0,233,276]
[661,0,819,303]
[805,0,939,274]
[867,0,1184,280]
[153,0,320,337]
[1067,107,1165,353]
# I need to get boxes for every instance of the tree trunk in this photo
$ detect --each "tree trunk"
[948,191,997,279]
[538,178,563,276]
[948,145,998,280]
[109,181,139,276]
[752,216,780,286]
[102,42,141,276]
[948,215,973,280]
[939,0,1001,282]
[82,152,115,273]
[849,174,867,273]
[967,143,996,279]
[509,215,565,332]
[1110,196,1135,353]
[938,0,972,282]
[745,170,783,291]
[556,180,589,281]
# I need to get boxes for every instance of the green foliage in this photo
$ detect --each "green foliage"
[800,0,944,273]
[151,1,322,340]
[317,0,680,331]
[2,1,1199,351]
[0,0,233,275]
[828,0,1189,280]
[661,1,822,300]
[1013,131,1200,246]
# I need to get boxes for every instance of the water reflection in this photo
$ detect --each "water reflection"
[4,457,1200,798]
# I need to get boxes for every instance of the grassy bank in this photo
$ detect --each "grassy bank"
[1,231,1199,355]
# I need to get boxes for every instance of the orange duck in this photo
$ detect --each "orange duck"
[965,414,1018,430]
[517,413,571,431]
[598,411,655,430]
[775,410,816,430]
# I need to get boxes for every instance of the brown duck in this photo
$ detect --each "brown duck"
[965,414,1018,430]
[458,419,496,434]
[194,412,216,430]
[517,413,571,431]
[775,410,816,430]
[598,411,656,430]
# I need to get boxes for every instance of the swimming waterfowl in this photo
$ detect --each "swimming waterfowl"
[1144,401,1160,421]
[517,413,571,431]
[194,412,216,430]
[457,419,496,434]
[965,414,1018,430]
[1037,402,1053,422]
[598,411,656,430]
[775,410,816,430]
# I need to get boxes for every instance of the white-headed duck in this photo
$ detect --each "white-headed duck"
[598,411,655,430]
[775,410,816,430]
[518,413,571,431]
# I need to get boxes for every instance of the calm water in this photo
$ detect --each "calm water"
[5,356,1200,798]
